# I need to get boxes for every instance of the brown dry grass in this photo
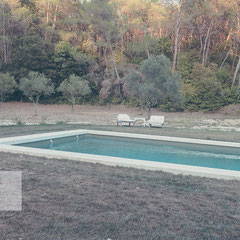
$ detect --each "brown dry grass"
[1,102,240,132]
[0,151,240,240]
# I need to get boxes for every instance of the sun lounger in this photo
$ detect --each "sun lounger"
[147,115,164,128]
[117,114,136,127]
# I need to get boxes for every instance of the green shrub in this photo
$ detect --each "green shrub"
[158,103,184,112]
[182,63,225,111]
[123,98,140,107]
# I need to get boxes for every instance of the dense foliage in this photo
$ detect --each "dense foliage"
[1,0,240,111]
[0,72,16,104]
[124,55,181,118]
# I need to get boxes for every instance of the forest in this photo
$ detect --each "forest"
[0,0,240,112]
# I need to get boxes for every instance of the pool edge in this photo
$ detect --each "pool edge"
[0,129,240,181]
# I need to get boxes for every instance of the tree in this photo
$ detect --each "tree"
[0,1,30,64]
[124,55,181,119]
[19,71,54,115]
[0,72,16,105]
[52,42,94,87]
[9,33,53,80]
[182,63,225,111]
[57,74,91,111]
[1,0,240,111]
[0,1,12,64]
[151,37,172,60]
[84,0,123,95]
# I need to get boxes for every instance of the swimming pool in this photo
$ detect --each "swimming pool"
[0,130,240,180]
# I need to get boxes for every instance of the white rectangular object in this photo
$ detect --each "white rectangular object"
[0,171,22,211]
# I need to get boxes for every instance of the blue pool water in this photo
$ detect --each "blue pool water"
[16,134,240,171]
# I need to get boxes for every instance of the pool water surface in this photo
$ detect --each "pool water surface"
[16,134,240,171]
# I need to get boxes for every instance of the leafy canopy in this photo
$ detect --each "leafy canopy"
[10,34,52,80]
[0,72,17,102]
[124,55,181,117]
[52,42,95,87]
[58,74,91,110]
[19,71,55,102]
[182,63,225,111]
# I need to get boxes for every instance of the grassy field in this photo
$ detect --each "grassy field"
[1,123,240,141]
[0,124,240,239]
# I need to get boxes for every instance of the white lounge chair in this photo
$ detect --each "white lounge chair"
[117,114,136,127]
[147,115,164,128]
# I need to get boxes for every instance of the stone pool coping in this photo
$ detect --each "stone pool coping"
[0,129,240,180]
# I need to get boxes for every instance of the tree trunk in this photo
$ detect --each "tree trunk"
[121,33,124,55]
[33,101,38,116]
[45,0,50,41]
[147,108,151,120]
[202,19,213,66]
[103,47,108,69]
[0,91,3,107]
[188,28,194,50]
[238,74,240,89]
[2,2,7,64]
[51,4,58,42]
[144,29,150,58]
[204,34,211,66]
[232,56,240,88]
[198,22,203,59]
[33,96,41,115]
[71,97,75,112]
[108,39,121,96]
[220,50,230,68]
[108,40,120,80]
[172,0,182,72]
[232,54,236,74]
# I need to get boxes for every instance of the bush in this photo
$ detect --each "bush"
[158,103,184,112]
[219,104,240,115]
[123,98,140,107]
[182,63,225,111]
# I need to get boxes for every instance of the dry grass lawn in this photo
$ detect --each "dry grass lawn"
[1,102,240,132]
[0,150,240,240]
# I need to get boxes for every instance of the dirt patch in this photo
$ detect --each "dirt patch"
[0,152,240,239]
[1,102,240,132]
